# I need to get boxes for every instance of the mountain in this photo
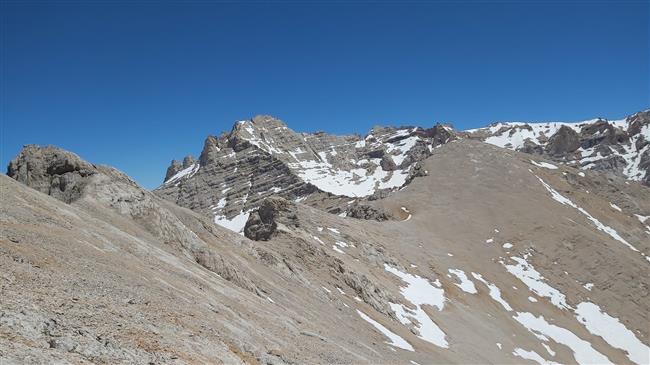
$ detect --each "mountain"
[154,115,455,233]
[2,114,650,365]
[465,110,650,186]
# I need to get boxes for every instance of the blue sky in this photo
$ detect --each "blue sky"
[2,1,648,189]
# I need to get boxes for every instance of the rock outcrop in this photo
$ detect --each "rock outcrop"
[244,197,299,241]
[5,145,264,298]
[7,145,97,203]
[345,203,392,221]
[545,125,580,156]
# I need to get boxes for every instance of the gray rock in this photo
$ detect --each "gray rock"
[164,160,182,181]
[7,145,97,203]
[346,203,392,221]
[419,123,457,146]
[546,125,580,156]
[380,155,397,171]
[520,140,545,155]
[182,155,195,168]
[244,197,299,241]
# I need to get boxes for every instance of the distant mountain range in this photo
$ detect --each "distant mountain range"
[155,110,649,234]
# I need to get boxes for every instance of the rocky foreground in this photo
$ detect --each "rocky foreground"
[1,113,650,364]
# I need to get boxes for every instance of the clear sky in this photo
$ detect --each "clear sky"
[2,1,648,189]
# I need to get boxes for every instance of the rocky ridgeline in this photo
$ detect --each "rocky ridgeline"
[465,110,650,185]
[6,145,266,296]
[154,116,456,233]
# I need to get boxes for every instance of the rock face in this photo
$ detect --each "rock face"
[545,125,580,156]
[164,159,182,181]
[466,110,650,185]
[7,145,97,203]
[155,116,456,233]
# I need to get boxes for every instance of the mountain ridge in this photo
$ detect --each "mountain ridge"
[154,110,648,236]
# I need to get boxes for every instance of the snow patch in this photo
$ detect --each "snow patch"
[531,160,559,170]
[512,348,560,365]
[514,312,612,365]
[448,269,478,294]
[385,264,448,348]
[503,255,569,310]
[609,203,622,212]
[214,211,250,233]
[165,163,200,185]
[356,310,414,351]
[575,302,650,365]
[471,272,512,311]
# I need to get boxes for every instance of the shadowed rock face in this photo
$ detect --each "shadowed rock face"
[244,197,299,241]
[7,145,97,203]
[467,110,650,185]
[546,125,580,156]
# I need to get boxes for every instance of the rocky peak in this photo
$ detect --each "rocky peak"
[627,110,650,136]
[7,145,98,203]
[182,155,195,168]
[163,156,198,183]
[165,160,182,181]
[198,135,219,166]
[154,116,453,233]
[420,123,457,146]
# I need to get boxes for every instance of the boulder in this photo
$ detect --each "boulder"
[346,203,392,221]
[244,197,299,241]
[365,148,385,159]
[519,140,544,155]
[545,126,580,156]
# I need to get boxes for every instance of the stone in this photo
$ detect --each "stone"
[182,155,195,168]
[244,197,299,241]
[380,155,397,171]
[346,203,391,221]
[546,125,580,156]
[7,145,97,203]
